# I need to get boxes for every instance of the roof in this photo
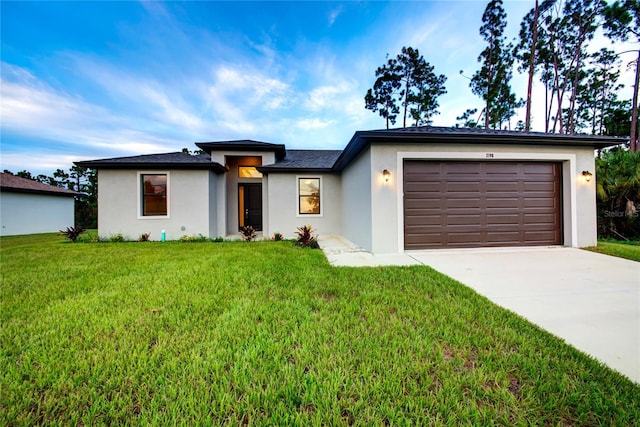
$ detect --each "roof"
[258,150,342,173]
[332,126,625,170]
[0,173,82,197]
[74,152,226,172]
[196,140,287,160]
[74,127,625,174]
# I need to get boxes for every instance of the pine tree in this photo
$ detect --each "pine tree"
[603,0,640,151]
[471,0,520,129]
[365,47,447,128]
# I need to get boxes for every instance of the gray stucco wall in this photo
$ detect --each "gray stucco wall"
[97,169,214,240]
[368,142,598,253]
[265,173,342,239]
[0,192,75,236]
[341,148,372,251]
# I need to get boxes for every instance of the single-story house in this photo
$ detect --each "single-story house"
[0,173,82,236]
[75,126,619,253]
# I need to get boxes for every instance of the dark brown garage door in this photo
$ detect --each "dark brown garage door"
[403,161,562,249]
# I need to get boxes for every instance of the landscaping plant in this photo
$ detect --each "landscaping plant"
[138,233,151,242]
[240,225,257,241]
[272,232,284,241]
[295,224,319,248]
[59,226,86,242]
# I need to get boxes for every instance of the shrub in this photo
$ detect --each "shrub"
[109,233,125,243]
[179,235,197,242]
[138,233,151,242]
[59,226,86,243]
[240,225,257,242]
[212,236,224,242]
[272,232,284,241]
[295,225,319,249]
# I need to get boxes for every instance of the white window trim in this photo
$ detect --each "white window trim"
[137,171,170,219]
[296,175,323,217]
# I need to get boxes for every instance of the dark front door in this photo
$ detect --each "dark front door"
[239,183,262,231]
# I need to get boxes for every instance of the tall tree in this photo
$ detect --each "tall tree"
[514,0,556,132]
[471,0,520,129]
[603,0,640,151]
[395,47,447,126]
[540,0,601,133]
[365,47,447,128]
[365,57,401,129]
[574,48,624,134]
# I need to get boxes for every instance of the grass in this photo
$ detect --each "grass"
[584,239,640,262]
[1,234,639,425]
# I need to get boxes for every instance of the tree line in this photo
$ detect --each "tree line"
[364,0,639,151]
[3,166,97,229]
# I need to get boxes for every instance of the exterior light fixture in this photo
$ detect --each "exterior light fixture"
[582,170,593,182]
[382,169,391,182]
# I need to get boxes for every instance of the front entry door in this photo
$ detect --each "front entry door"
[238,183,262,231]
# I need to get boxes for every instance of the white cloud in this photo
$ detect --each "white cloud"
[296,118,333,130]
[328,5,343,26]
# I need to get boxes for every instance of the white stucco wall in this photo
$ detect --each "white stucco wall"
[98,169,216,240]
[0,192,75,236]
[265,173,342,239]
[367,143,598,253]
[341,148,373,251]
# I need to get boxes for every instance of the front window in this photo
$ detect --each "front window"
[298,177,321,215]
[141,174,167,216]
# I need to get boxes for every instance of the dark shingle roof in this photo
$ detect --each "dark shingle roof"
[333,126,625,170]
[74,152,226,171]
[258,150,342,173]
[196,140,286,160]
[0,173,82,197]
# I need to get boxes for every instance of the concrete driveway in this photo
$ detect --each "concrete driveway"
[408,247,640,383]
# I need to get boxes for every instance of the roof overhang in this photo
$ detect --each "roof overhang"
[0,186,83,197]
[332,129,626,171]
[196,140,287,160]
[74,160,227,173]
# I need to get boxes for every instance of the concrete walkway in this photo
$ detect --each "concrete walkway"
[318,236,640,383]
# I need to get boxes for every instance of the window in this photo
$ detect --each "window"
[238,166,262,178]
[298,177,321,215]
[141,174,167,216]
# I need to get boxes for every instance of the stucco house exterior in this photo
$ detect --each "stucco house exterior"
[0,172,82,236]
[75,126,619,253]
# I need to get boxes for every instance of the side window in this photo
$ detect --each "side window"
[141,174,167,216]
[298,177,321,215]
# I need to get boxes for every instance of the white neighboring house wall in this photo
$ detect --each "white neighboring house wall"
[97,169,216,240]
[366,142,598,254]
[265,173,342,239]
[0,192,75,236]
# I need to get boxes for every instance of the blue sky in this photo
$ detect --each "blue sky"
[1,1,633,175]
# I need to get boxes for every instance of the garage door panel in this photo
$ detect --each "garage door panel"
[446,215,482,225]
[404,161,562,249]
[486,181,519,192]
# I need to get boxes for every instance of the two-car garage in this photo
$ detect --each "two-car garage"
[403,160,563,250]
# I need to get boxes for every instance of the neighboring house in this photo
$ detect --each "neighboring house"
[0,173,82,236]
[75,126,620,253]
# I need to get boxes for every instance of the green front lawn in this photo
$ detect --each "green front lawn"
[585,239,640,262]
[2,234,638,425]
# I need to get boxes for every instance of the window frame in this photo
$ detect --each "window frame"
[296,176,322,217]
[138,171,170,219]
[238,165,263,179]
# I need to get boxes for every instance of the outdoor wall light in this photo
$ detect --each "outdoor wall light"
[382,169,391,182]
[582,170,593,182]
